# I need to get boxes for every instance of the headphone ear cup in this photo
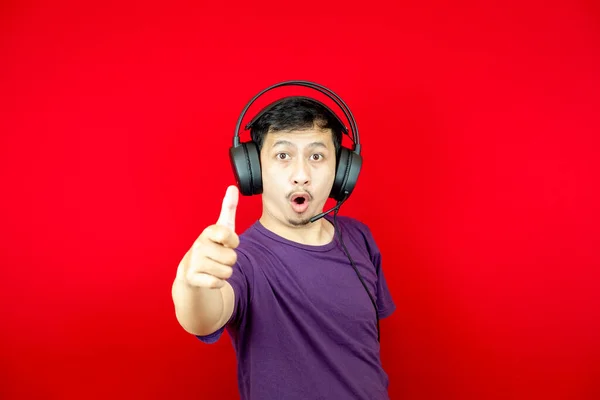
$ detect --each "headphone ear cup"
[330,148,362,201]
[343,150,362,198]
[229,142,262,196]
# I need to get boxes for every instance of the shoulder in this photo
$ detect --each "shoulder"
[230,221,274,270]
[328,215,380,256]
[236,221,270,254]
[330,215,374,239]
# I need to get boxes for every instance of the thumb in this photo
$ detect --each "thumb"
[216,185,239,232]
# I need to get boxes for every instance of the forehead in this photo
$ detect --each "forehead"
[264,128,335,147]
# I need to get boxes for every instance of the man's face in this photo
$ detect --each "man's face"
[260,127,337,227]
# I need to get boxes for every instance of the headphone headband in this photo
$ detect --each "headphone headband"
[233,80,361,155]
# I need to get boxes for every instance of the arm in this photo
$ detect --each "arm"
[171,185,239,336]
[172,250,236,336]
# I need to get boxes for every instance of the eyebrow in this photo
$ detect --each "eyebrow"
[272,140,328,150]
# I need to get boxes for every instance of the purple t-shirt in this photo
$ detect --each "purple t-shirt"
[197,214,395,399]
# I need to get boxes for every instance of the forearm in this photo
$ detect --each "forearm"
[172,275,225,336]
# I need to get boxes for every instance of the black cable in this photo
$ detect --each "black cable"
[332,205,381,343]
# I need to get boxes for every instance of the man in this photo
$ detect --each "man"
[172,94,395,399]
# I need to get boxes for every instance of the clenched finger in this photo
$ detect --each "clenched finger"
[193,240,237,267]
[202,224,240,248]
[186,271,227,289]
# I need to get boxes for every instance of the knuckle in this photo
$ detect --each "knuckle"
[215,229,229,243]
[186,271,222,289]
[205,225,225,243]
[225,249,237,266]
[189,256,209,275]
[222,266,233,279]
[229,233,240,248]
[202,225,219,240]
[188,251,203,269]
[199,226,211,240]
[207,275,224,289]
[190,241,204,256]
[185,269,198,285]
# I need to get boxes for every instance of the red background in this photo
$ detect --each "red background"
[1,1,599,399]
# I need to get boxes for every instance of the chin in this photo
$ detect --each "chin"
[286,216,312,227]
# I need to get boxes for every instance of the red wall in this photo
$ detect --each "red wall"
[1,1,599,399]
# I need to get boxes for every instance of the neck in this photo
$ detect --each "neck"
[259,211,334,246]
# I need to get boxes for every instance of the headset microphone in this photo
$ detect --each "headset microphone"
[309,190,349,223]
[309,203,342,223]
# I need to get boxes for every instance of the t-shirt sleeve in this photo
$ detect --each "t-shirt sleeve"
[372,250,396,319]
[195,249,252,344]
[358,220,396,319]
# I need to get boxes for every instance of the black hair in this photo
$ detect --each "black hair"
[249,97,344,156]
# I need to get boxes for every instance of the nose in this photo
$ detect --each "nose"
[291,158,310,186]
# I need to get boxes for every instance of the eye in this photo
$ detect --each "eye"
[276,153,290,160]
[311,154,323,161]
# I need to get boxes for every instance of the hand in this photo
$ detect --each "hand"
[183,185,240,289]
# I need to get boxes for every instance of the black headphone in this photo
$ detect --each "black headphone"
[229,80,362,202]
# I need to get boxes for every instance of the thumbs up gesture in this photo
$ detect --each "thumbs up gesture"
[184,185,240,289]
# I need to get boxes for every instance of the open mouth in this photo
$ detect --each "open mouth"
[290,193,310,213]
[292,196,306,205]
